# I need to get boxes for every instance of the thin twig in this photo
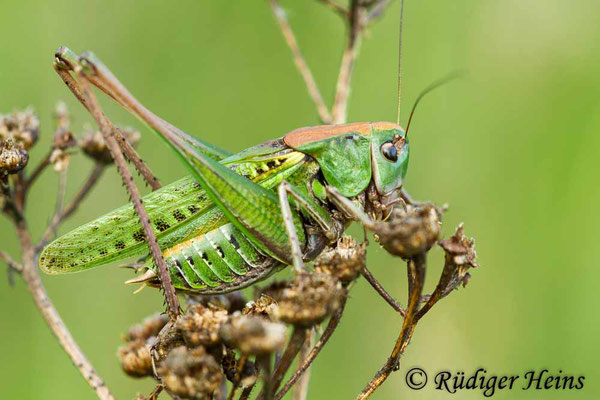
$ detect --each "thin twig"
[23,150,52,191]
[259,328,307,400]
[36,164,105,252]
[356,254,426,399]
[275,294,348,400]
[14,218,114,399]
[292,329,314,400]
[361,266,406,316]
[76,75,180,320]
[0,250,22,274]
[269,0,333,124]
[331,0,366,124]
[317,0,350,18]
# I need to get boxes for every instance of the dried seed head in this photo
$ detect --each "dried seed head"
[219,314,287,355]
[176,304,228,348]
[374,204,441,258]
[118,337,154,377]
[0,108,39,149]
[0,139,28,174]
[79,126,140,164]
[242,294,277,318]
[314,236,366,283]
[187,292,247,314]
[439,223,478,286]
[158,346,224,400]
[126,313,169,341]
[221,349,258,388]
[49,149,70,172]
[118,313,169,378]
[272,273,343,327]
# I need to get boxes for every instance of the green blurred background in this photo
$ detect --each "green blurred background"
[1,0,599,399]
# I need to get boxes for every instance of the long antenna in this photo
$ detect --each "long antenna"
[404,71,463,139]
[396,0,405,125]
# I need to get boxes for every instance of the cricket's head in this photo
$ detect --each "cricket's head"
[369,122,409,196]
[283,122,409,204]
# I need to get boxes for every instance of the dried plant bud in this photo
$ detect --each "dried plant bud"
[176,304,228,348]
[219,314,286,355]
[158,346,224,400]
[374,204,441,258]
[272,273,343,327]
[439,223,478,287]
[221,349,258,388]
[118,338,154,377]
[49,149,70,172]
[0,108,39,149]
[118,313,168,378]
[79,127,140,164]
[186,292,247,313]
[53,128,77,150]
[242,294,277,318]
[314,236,366,283]
[126,313,169,341]
[0,139,28,174]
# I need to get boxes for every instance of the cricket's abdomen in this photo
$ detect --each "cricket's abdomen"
[151,223,281,294]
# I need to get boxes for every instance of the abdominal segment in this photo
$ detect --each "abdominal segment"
[146,222,281,294]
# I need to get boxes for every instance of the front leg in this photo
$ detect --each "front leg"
[277,181,342,272]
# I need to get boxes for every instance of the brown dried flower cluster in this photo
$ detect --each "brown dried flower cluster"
[80,127,140,164]
[373,203,442,258]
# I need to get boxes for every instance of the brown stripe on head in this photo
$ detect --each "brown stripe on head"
[283,122,372,148]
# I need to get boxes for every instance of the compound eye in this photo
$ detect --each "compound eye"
[381,141,398,162]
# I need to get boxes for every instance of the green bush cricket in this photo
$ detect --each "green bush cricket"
[38,2,435,298]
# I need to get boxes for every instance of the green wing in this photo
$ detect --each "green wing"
[40,140,307,274]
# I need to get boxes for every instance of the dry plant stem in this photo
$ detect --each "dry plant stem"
[0,250,22,273]
[259,328,307,400]
[356,254,426,400]
[414,254,455,322]
[13,218,114,399]
[292,330,314,400]
[275,294,348,400]
[317,0,350,18]
[21,150,52,204]
[331,0,365,124]
[54,65,162,191]
[361,266,406,316]
[76,75,180,320]
[258,354,274,400]
[36,164,105,251]
[269,0,333,124]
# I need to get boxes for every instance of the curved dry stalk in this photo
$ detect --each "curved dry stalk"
[14,219,114,399]
[356,254,426,399]
[268,0,333,124]
[361,266,406,316]
[275,294,348,400]
[36,163,105,251]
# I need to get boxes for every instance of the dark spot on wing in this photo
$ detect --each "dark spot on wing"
[115,240,126,250]
[154,218,171,232]
[188,205,199,214]
[133,228,146,242]
[172,209,187,222]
